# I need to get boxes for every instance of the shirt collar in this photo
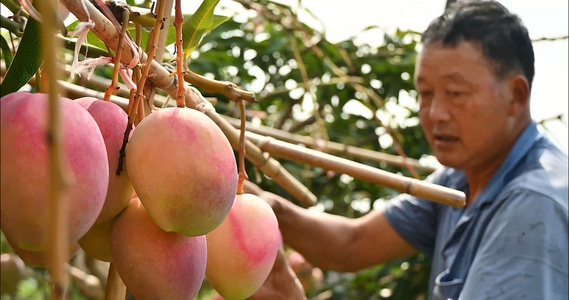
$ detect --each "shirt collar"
[470,121,541,209]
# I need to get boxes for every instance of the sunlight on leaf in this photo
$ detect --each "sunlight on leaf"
[0,34,14,68]
[182,0,230,60]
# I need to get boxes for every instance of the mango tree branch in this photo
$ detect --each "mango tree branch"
[37,0,70,298]
[0,15,24,36]
[59,0,198,107]
[130,0,167,122]
[237,100,248,195]
[104,9,129,101]
[174,0,186,107]
[141,0,174,110]
[184,69,257,103]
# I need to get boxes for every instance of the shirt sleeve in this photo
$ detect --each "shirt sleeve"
[459,190,569,300]
[383,169,446,258]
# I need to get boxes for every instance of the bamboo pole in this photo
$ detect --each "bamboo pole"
[244,131,466,208]
[221,116,439,173]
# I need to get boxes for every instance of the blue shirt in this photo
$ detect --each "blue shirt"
[384,122,568,300]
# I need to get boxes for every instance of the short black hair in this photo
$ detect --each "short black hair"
[422,0,535,90]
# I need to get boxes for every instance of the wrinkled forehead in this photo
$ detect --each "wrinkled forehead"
[414,41,496,83]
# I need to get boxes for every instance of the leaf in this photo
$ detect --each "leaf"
[128,26,150,51]
[0,34,13,68]
[182,0,230,59]
[165,23,178,46]
[86,31,109,51]
[0,18,41,97]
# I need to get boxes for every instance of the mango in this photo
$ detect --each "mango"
[110,198,207,300]
[206,194,280,300]
[126,107,238,236]
[78,218,113,262]
[75,97,135,224]
[1,92,108,252]
[4,229,80,268]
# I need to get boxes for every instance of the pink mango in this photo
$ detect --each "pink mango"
[126,107,238,237]
[75,97,135,224]
[206,193,280,300]
[1,92,108,251]
[78,217,113,262]
[110,198,207,300]
[4,229,80,268]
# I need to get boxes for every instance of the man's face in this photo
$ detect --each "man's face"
[415,41,515,172]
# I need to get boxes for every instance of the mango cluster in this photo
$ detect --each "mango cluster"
[0,92,281,300]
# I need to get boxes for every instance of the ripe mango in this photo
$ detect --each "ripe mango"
[1,92,108,252]
[206,193,280,300]
[75,97,135,224]
[126,107,238,236]
[110,198,207,300]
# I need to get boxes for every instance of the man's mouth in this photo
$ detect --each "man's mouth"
[433,134,460,145]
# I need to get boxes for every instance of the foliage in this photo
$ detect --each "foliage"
[0,0,434,299]
[189,1,433,299]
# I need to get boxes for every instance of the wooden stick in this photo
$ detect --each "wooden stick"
[245,132,466,208]
[221,116,439,173]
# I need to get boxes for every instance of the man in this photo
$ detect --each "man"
[247,1,568,299]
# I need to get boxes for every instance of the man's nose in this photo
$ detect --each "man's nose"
[428,96,451,122]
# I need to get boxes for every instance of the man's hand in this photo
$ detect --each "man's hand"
[247,246,306,300]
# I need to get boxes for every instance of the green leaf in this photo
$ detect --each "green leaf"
[128,24,176,54]
[0,18,41,97]
[165,22,179,46]
[86,31,108,51]
[182,0,230,58]
[128,26,150,51]
[0,34,14,68]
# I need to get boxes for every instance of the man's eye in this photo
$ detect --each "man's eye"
[447,91,464,97]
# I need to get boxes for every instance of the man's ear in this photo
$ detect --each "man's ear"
[507,75,530,117]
